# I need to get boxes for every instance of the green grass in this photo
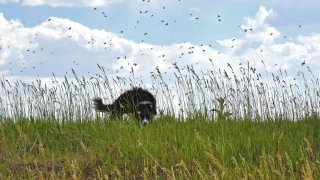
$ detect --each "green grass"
[0,117,319,179]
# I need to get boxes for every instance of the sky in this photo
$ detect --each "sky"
[0,0,320,83]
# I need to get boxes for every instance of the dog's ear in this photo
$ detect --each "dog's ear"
[92,97,102,103]
[92,97,108,112]
[92,97,102,108]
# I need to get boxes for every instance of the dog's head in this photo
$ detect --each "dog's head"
[137,101,154,124]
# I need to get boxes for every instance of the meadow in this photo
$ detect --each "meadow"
[0,116,319,179]
[0,62,320,179]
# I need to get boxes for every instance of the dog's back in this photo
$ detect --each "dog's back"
[93,87,156,123]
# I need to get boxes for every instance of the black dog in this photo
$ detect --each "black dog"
[92,87,156,124]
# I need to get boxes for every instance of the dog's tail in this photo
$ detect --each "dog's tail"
[92,97,109,112]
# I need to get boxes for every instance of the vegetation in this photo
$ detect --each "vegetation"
[1,62,319,121]
[0,117,319,179]
[0,62,320,178]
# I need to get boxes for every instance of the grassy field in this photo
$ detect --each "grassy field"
[0,116,319,179]
[1,63,320,179]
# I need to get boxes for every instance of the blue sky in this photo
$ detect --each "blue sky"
[0,0,320,81]
[0,1,261,44]
[2,0,317,45]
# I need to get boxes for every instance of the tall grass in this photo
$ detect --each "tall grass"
[0,62,320,178]
[1,61,319,121]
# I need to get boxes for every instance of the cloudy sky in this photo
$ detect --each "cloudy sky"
[0,0,320,82]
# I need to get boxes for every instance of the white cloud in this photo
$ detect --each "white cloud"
[0,13,177,79]
[0,0,122,7]
[218,6,279,52]
[215,6,320,74]
[0,5,320,82]
[0,14,33,66]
